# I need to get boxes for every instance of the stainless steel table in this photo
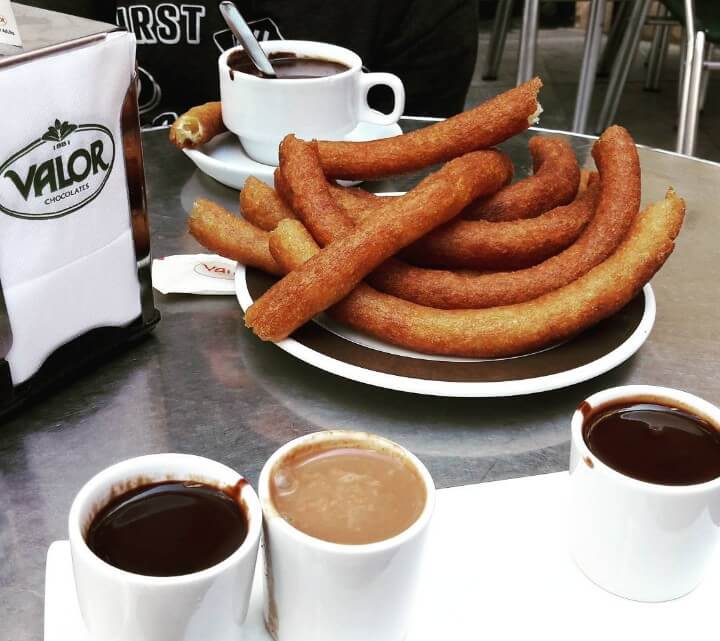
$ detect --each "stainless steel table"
[1,120,718,640]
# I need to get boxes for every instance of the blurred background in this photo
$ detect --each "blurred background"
[471,1,719,161]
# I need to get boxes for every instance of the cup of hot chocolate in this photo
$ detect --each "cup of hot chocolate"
[219,40,405,165]
[68,453,262,641]
[569,385,720,602]
[258,430,435,641]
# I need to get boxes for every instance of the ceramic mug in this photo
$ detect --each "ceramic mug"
[219,40,405,165]
[68,453,262,641]
[569,385,720,602]
[258,430,435,641]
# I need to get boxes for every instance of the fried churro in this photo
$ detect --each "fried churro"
[462,136,580,221]
[240,176,296,231]
[315,78,542,180]
[405,176,598,270]
[275,136,354,245]
[245,139,514,341]
[169,102,226,149]
[188,199,282,275]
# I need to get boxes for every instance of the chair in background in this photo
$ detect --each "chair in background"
[482,0,614,134]
[599,1,632,77]
[644,3,674,91]
[596,0,720,155]
[483,0,584,86]
[666,0,719,154]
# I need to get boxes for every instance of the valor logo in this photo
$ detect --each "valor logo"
[193,261,236,280]
[0,119,115,220]
[0,16,7,27]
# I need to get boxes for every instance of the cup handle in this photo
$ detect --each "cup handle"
[356,72,406,126]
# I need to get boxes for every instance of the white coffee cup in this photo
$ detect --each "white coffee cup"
[258,430,435,641]
[569,385,720,602]
[68,453,262,641]
[219,40,405,165]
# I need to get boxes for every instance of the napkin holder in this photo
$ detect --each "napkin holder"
[0,5,159,416]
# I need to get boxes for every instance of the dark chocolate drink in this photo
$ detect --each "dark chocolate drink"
[583,402,720,485]
[86,481,248,576]
[227,50,350,79]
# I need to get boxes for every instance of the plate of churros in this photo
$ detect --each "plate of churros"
[177,79,687,397]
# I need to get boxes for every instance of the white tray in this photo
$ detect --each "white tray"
[45,473,717,641]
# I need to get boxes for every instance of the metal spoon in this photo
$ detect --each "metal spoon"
[219,1,277,78]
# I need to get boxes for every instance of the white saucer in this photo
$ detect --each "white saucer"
[45,473,717,641]
[183,120,403,190]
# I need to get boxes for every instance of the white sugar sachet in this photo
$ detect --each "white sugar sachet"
[152,255,237,295]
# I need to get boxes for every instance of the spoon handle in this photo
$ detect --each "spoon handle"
[219,1,277,78]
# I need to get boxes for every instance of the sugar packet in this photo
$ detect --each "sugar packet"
[152,255,237,295]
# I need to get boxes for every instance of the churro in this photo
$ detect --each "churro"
[169,102,226,149]
[245,141,514,341]
[188,199,282,275]
[240,176,296,231]
[275,136,354,245]
[463,136,580,221]
[315,78,542,180]
[405,176,598,270]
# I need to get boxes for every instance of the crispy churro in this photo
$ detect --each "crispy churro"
[463,136,580,221]
[169,102,226,149]
[269,191,685,357]
[315,78,542,180]
[188,199,282,275]
[245,140,514,341]
[405,176,598,270]
[328,183,387,210]
[275,136,354,245]
[240,176,296,231]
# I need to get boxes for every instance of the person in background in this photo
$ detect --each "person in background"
[25,1,478,126]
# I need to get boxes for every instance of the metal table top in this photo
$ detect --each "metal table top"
[2,119,719,639]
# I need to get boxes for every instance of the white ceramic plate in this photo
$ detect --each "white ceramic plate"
[236,256,656,397]
[183,120,402,190]
[45,473,716,641]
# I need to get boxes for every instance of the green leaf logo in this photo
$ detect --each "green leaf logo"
[40,120,78,143]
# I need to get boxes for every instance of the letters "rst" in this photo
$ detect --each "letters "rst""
[116,4,207,45]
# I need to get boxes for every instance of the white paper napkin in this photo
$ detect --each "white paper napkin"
[0,0,22,48]
[0,31,141,383]
[5,231,141,383]
[152,255,237,295]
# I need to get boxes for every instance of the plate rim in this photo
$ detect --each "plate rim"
[235,265,656,398]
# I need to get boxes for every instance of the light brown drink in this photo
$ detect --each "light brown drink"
[270,443,426,544]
